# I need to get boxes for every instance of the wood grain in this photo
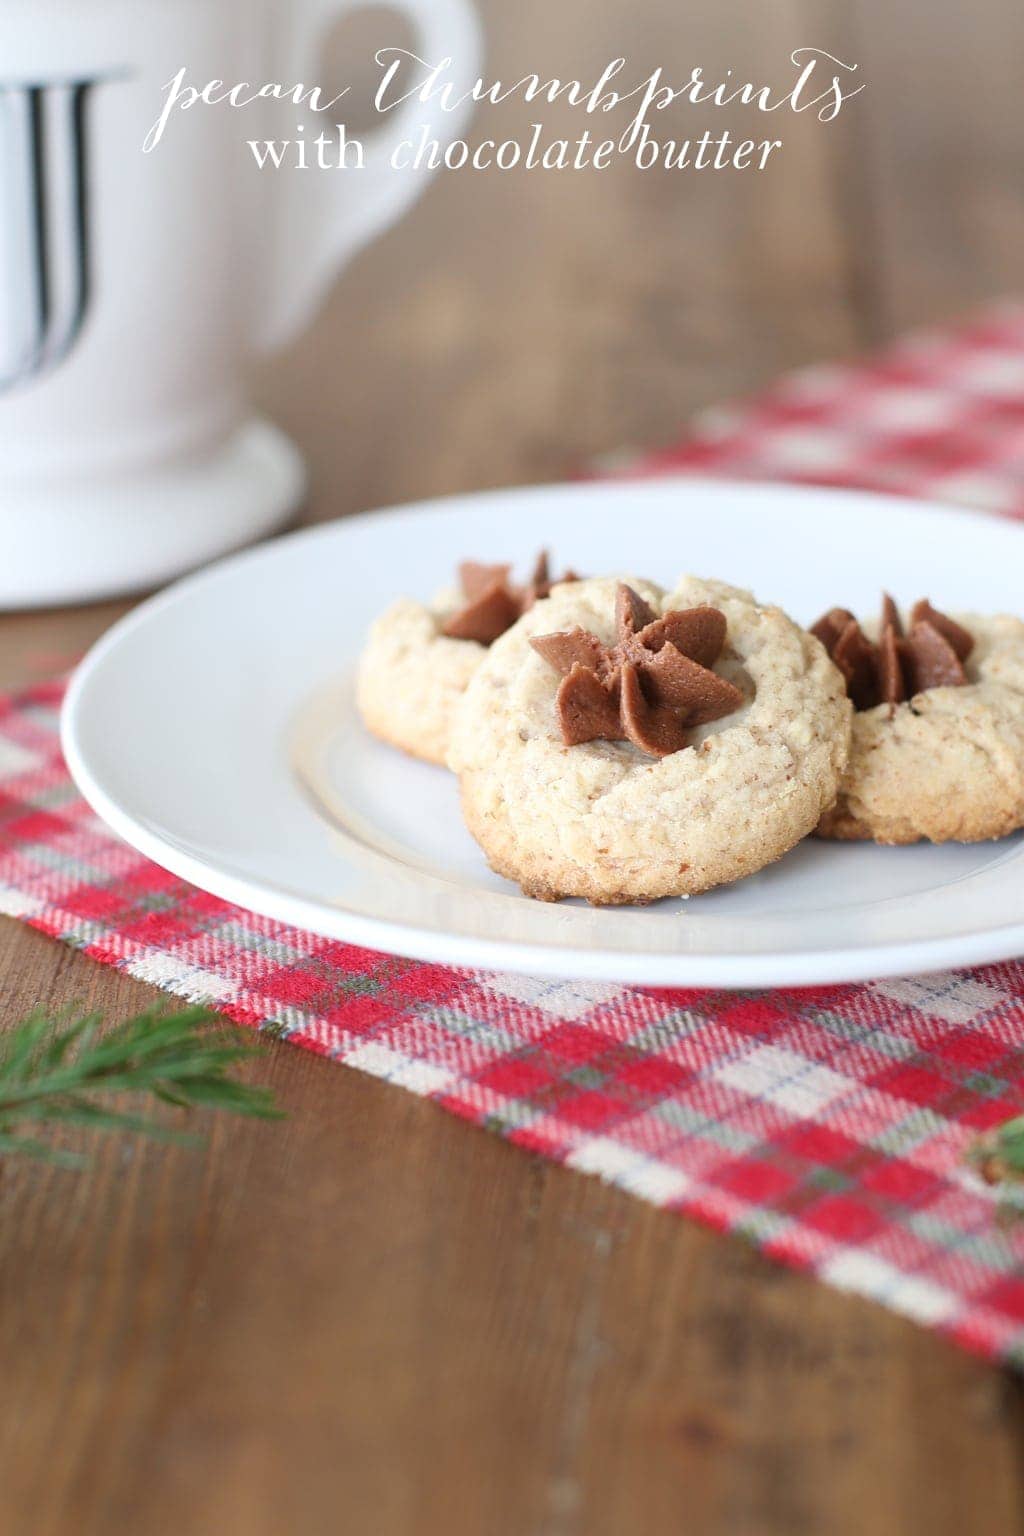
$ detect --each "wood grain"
[3,1,1024,1531]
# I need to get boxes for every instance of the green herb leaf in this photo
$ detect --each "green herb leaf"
[0,1005,282,1165]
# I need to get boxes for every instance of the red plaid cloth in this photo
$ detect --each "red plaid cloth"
[600,298,1024,514]
[4,305,1024,1365]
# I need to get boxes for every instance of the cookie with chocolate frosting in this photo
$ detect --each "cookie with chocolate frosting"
[357,552,577,765]
[448,575,851,904]
[813,597,1024,844]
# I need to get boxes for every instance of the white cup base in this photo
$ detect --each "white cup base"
[0,419,306,609]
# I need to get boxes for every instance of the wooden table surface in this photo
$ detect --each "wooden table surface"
[4,3,1024,1531]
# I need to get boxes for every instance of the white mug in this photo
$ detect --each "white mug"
[0,0,482,606]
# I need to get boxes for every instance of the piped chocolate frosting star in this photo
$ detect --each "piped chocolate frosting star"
[811,595,974,712]
[442,551,578,645]
[529,584,744,757]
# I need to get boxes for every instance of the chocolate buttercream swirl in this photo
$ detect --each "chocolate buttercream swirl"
[811,596,974,712]
[441,551,578,646]
[529,583,744,758]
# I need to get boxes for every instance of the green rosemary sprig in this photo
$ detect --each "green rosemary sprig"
[0,1005,281,1166]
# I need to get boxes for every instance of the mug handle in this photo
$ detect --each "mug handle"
[258,0,483,351]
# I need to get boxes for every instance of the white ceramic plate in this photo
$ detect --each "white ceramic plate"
[62,479,1024,988]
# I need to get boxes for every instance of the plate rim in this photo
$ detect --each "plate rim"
[61,476,1024,988]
